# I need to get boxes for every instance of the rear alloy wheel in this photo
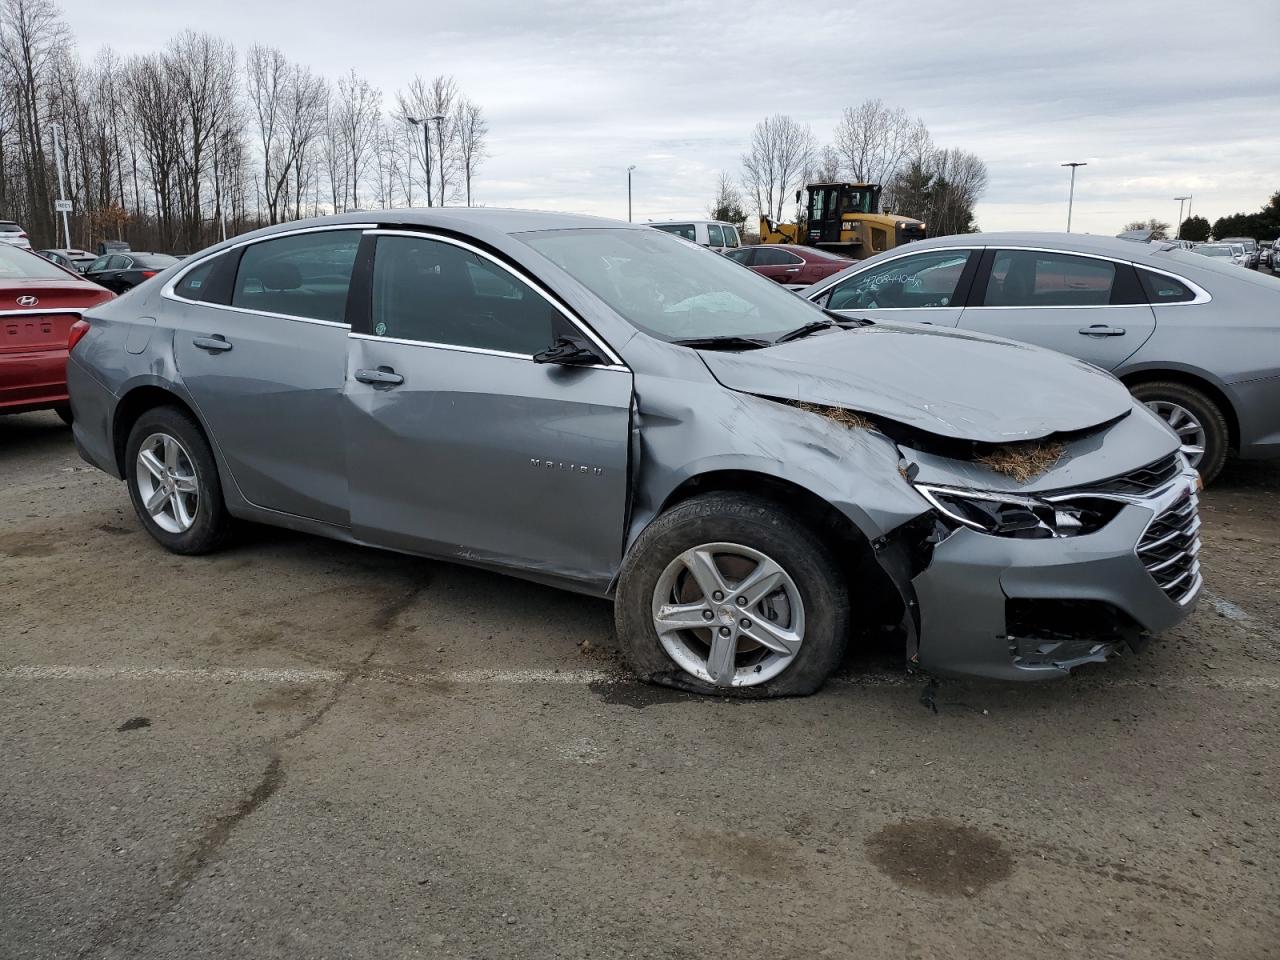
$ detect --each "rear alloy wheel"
[616,492,849,697]
[1130,381,1229,484]
[125,406,231,554]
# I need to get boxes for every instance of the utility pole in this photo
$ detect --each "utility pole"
[407,117,433,207]
[627,165,636,222]
[1174,195,1190,239]
[50,122,72,249]
[1061,161,1086,232]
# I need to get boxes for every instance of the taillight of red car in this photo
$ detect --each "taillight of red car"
[68,319,90,351]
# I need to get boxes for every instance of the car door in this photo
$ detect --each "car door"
[342,230,634,589]
[810,248,978,326]
[86,255,122,292]
[170,226,365,526]
[957,248,1156,370]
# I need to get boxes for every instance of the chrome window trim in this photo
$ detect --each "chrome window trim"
[361,227,627,368]
[1,307,89,317]
[807,243,1211,310]
[159,223,377,324]
[347,331,628,372]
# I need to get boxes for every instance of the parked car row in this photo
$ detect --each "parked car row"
[798,232,1280,484]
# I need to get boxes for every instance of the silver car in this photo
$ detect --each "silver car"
[801,232,1280,483]
[68,211,1201,696]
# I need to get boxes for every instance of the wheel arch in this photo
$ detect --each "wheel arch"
[111,380,207,476]
[1118,366,1239,452]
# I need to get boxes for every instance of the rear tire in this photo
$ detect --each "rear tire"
[125,406,231,554]
[615,492,850,698]
[1130,381,1229,485]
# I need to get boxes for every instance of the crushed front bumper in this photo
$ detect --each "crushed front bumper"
[911,471,1201,680]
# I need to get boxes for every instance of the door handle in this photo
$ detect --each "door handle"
[192,335,232,352]
[783,267,800,273]
[354,367,404,386]
[1078,325,1126,337]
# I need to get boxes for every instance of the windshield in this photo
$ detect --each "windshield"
[1197,246,1230,257]
[521,228,825,342]
[0,245,78,279]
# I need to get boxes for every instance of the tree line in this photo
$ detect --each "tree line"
[720,99,988,237]
[0,0,489,253]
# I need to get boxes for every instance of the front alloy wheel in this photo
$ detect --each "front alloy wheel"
[652,542,805,687]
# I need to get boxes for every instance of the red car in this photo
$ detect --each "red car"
[1,245,114,423]
[725,244,852,286]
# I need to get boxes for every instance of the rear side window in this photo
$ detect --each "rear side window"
[653,223,696,242]
[984,250,1115,307]
[1137,268,1196,304]
[706,224,725,247]
[173,257,220,301]
[370,235,559,356]
[232,230,361,323]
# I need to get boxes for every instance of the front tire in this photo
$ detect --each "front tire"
[125,406,231,554]
[1130,381,1229,484]
[615,492,850,698]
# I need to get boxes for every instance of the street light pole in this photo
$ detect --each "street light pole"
[407,117,433,207]
[431,114,446,206]
[50,122,72,248]
[1174,195,1191,239]
[1061,161,1086,232]
[627,165,636,222]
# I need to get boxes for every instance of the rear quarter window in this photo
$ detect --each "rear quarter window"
[1137,268,1196,304]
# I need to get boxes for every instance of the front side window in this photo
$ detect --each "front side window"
[706,224,725,247]
[87,257,110,273]
[753,247,802,267]
[826,250,971,310]
[984,250,1115,307]
[1137,268,1195,303]
[370,235,559,355]
[653,223,696,242]
[721,226,740,248]
[232,230,361,323]
[520,227,826,342]
[724,248,754,265]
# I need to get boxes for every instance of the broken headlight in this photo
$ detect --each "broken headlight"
[913,484,1122,539]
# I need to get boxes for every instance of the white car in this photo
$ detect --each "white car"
[0,221,32,249]
[649,220,742,253]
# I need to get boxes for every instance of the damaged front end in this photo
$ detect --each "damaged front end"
[778,391,1202,681]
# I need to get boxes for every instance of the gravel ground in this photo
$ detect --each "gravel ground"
[1,409,1277,960]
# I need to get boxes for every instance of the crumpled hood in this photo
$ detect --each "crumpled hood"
[698,322,1133,443]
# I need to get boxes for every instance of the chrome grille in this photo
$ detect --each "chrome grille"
[1093,453,1182,496]
[1137,488,1201,603]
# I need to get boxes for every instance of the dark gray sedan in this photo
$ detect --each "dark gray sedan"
[801,232,1280,482]
[67,210,1201,696]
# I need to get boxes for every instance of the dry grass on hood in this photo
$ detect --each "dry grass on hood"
[790,400,874,431]
[975,441,1065,483]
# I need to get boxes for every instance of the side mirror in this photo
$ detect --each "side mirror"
[533,335,602,367]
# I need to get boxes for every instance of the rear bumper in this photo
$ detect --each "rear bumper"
[66,353,121,478]
[0,348,68,413]
[912,472,1201,680]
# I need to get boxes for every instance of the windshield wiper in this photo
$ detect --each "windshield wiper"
[775,315,868,344]
[671,335,772,351]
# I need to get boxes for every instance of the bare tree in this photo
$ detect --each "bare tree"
[832,98,923,187]
[707,170,747,228]
[330,69,380,211]
[125,52,185,248]
[453,97,486,207]
[740,114,815,222]
[811,144,842,183]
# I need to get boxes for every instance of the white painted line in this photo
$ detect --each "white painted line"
[1,664,1276,692]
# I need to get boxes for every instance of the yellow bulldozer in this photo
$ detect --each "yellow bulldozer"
[759,182,926,260]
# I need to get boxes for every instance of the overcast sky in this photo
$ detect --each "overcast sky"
[57,0,1280,234]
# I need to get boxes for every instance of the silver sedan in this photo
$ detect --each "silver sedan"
[801,232,1280,482]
